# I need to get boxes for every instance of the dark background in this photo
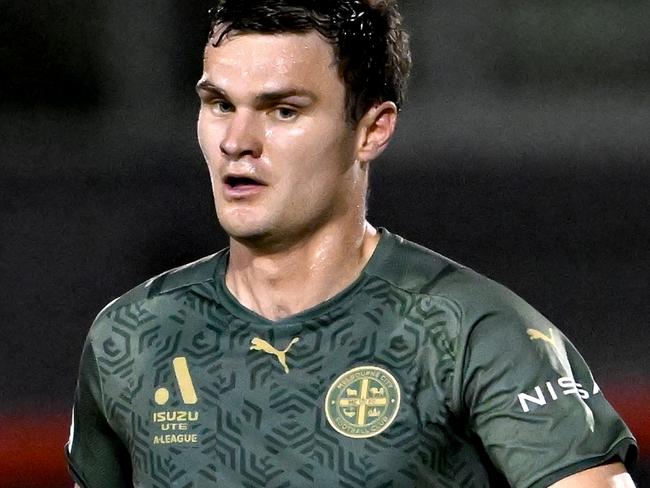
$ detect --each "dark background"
[1,0,648,486]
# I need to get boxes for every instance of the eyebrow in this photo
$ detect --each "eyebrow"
[195,80,317,105]
[195,80,223,95]
[255,89,317,106]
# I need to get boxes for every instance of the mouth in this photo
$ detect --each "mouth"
[222,174,267,198]
[224,175,264,188]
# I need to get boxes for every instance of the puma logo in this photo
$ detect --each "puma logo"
[527,328,557,348]
[250,337,300,374]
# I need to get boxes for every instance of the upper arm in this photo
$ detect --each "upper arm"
[549,462,635,487]
[459,293,637,487]
[66,338,133,488]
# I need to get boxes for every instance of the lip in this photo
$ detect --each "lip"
[222,175,268,199]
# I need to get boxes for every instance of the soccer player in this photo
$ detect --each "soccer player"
[66,1,637,487]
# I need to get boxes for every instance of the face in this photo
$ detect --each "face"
[197,31,367,247]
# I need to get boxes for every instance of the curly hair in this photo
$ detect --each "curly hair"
[208,0,411,124]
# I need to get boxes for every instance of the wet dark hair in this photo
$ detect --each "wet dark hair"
[208,0,411,124]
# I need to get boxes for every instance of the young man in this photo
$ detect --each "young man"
[66,1,637,486]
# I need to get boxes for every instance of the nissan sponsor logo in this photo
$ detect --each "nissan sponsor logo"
[517,376,601,413]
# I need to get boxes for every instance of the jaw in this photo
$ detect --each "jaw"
[216,201,271,241]
[217,174,369,249]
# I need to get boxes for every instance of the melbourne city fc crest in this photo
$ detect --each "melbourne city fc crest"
[325,365,401,439]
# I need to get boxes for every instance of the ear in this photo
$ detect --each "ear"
[354,101,398,163]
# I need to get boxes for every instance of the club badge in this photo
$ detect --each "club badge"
[325,365,401,439]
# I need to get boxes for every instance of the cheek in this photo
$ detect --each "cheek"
[197,113,223,194]
[197,110,221,163]
[266,126,317,180]
[270,123,352,173]
[197,109,207,148]
[265,125,307,149]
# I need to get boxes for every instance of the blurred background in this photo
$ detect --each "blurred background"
[0,0,648,486]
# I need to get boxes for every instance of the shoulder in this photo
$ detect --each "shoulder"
[373,229,540,326]
[88,250,226,332]
[371,230,558,367]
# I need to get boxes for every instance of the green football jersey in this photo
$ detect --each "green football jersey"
[66,229,636,488]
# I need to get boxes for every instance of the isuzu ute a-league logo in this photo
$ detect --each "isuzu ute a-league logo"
[325,365,401,439]
[151,357,201,445]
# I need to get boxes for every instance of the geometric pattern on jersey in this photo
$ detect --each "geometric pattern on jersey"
[67,229,637,488]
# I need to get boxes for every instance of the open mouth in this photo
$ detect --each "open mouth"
[225,176,264,188]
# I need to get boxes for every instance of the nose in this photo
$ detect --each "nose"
[219,110,263,160]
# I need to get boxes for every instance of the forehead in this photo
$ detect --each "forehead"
[201,31,342,95]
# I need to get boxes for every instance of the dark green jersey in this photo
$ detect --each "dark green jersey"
[66,229,636,488]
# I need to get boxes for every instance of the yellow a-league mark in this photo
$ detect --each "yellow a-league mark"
[173,357,198,404]
[154,356,198,406]
[154,387,170,405]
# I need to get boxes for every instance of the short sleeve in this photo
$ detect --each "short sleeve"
[461,302,637,488]
[66,337,133,488]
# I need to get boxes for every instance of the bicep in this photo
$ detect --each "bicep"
[67,339,133,487]
[460,303,636,487]
[549,462,635,487]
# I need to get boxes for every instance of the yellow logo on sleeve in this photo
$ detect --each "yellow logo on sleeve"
[527,327,558,348]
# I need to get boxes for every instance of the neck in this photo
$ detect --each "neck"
[225,221,380,321]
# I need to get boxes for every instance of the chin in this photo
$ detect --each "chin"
[218,217,272,243]
[221,221,304,252]
[217,206,268,235]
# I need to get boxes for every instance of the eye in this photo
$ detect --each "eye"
[210,100,234,114]
[274,106,298,120]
